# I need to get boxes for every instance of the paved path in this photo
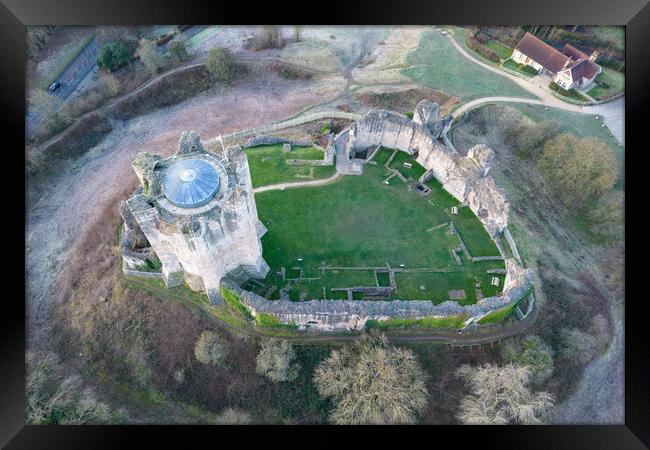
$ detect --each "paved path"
[582,96,625,145]
[452,96,548,118]
[253,172,342,194]
[441,28,625,146]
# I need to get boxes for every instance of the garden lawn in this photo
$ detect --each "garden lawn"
[403,30,534,101]
[244,144,336,188]
[253,149,503,303]
[587,67,624,100]
[502,59,538,77]
[486,40,512,60]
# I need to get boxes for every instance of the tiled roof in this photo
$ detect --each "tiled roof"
[565,59,600,81]
[563,43,590,61]
[515,32,571,73]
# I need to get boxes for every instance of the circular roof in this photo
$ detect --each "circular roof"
[162,159,220,208]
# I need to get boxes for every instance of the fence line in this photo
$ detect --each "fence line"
[204,111,362,149]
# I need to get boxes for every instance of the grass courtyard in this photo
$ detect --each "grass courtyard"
[249,148,505,304]
[244,144,336,188]
[402,30,534,102]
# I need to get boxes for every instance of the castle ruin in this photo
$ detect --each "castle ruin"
[121,131,269,302]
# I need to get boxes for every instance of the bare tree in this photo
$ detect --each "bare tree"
[215,407,252,424]
[456,363,554,424]
[194,330,229,367]
[27,351,126,424]
[137,38,162,76]
[313,332,428,424]
[100,71,121,97]
[256,339,300,382]
[28,89,72,136]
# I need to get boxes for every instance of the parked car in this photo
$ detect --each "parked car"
[48,81,61,92]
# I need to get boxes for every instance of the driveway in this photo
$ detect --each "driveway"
[441,29,624,145]
[582,96,625,145]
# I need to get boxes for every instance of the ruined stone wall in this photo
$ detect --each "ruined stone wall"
[126,140,269,299]
[222,258,533,332]
[339,105,509,236]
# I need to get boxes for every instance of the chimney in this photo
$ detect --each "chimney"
[589,50,599,62]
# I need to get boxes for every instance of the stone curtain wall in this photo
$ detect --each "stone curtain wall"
[338,103,509,236]
[222,259,533,332]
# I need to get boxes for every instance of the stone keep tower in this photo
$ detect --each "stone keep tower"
[125,130,269,303]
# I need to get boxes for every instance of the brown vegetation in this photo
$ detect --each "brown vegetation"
[354,86,458,116]
[456,363,554,424]
[313,332,428,424]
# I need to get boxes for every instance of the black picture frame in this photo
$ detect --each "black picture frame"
[3,0,648,447]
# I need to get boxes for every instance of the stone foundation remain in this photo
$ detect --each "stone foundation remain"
[221,257,533,332]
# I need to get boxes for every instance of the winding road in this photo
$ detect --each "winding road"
[440,29,624,145]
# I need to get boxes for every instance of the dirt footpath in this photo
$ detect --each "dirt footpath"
[25,72,344,349]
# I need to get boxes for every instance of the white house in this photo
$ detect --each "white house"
[511,32,601,91]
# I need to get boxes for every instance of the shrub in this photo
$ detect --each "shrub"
[252,26,284,51]
[313,332,428,424]
[206,46,236,83]
[502,117,560,158]
[27,352,126,424]
[537,134,618,210]
[548,81,589,102]
[28,89,72,137]
[456,363,554,424]
[255,339,300,382]
[558,328,598,365]
[215,408,252,424]
[271,63,312,80]
[474,32,490,44]
[137,38,161,76]
[500,335,554,384]
[100,71,121,97]
[169,36,190,64]
[194,330,229,367]
[588,191,624,239]
[467,36,501,63]
[97,42,132,71]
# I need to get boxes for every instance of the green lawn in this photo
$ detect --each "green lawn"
[446,27,499,67]
[366,314,469,330]
[244,144,336,188]
[485,40,512,60]
[388,150,427,180]
[502,59,538,77]
[587,67,624,100]
[477,303,515,324]
[252,149,503,303]
[403,29,534,101]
